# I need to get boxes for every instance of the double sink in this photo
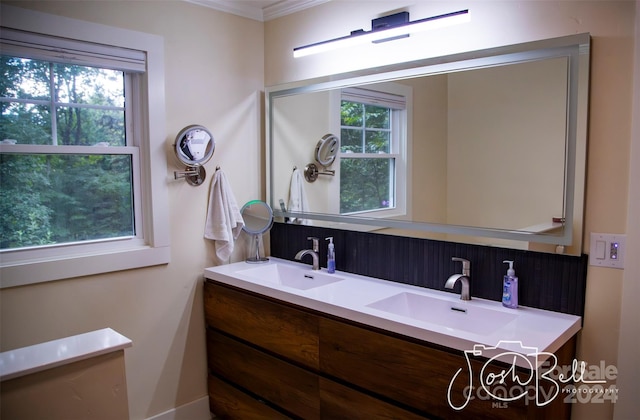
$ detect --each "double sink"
[205,257,581,365]
[237,262,516,336]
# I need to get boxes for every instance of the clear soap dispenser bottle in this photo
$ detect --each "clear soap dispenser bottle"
[326,237,336,274]
[502,260,518,309]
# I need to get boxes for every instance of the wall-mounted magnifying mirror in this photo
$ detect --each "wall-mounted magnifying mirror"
[315,133,339,166]
[173,124,215,186]
[304,133,338,182]
[241,200,274,263]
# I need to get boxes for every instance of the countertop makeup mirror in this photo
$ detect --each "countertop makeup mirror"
[266,33,590,255]
[241,200,274,263]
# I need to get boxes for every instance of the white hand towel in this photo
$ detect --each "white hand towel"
[204,169,244,261]
[288,168,310,225]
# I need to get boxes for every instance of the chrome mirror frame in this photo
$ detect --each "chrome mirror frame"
[266,34,590,255]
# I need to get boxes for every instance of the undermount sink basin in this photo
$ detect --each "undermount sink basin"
[237,263,344,290]
[367,292,518,335]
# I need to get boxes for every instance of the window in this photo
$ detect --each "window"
[338,87,409,217]
[0,6,169,288]
[1,58,137,249]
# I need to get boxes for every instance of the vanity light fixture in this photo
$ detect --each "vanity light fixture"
[293,9,470,58]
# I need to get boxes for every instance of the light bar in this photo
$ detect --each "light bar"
[293,9,470,58]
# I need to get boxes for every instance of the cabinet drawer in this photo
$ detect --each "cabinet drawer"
[320,377,429,420]
[319,318,530,419]
[208,374,292,420]
[207,329,320,420]
[204,281,319,369]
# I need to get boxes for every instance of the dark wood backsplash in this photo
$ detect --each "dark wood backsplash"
[270,222,587,317]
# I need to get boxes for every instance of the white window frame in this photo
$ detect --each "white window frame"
[329,83,412,220]
[0,5,170,288]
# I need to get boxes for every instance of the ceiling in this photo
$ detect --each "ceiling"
[184,0,329,21]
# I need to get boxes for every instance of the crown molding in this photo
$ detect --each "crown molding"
[263,0,329,21]
[184,0,329,22]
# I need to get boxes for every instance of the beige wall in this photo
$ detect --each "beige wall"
[0,1,264,419]
[0,1,636,420]
[406,75,448,225]
[272,90,333,214]
[447,59,566,230]
[614,4,640,418]
[265,2,636,420]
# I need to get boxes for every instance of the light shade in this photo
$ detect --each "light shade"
[293,9,471,58]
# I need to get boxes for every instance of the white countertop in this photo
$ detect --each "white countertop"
[0,328,132,381]
[205,258,581,368]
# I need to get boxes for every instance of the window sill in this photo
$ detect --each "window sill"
[0,245,170,289]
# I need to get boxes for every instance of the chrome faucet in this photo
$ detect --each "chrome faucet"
[445,257,471,300]
[295,236,320,270]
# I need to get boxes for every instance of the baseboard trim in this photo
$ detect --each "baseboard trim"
[146,396,210,420]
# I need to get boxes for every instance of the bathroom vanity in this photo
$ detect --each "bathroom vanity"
[204,258,580,419]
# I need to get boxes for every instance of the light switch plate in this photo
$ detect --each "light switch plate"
[589,233,626,269]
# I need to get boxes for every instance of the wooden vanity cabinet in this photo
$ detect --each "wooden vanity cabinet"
[204,280,575,419]
[203,281,319,370]
[318,378,427,420]
[207,329,320,419]
[207,374,291,420]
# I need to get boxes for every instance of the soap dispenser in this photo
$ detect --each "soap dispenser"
[326,237,336,274]
[502,260,518,309]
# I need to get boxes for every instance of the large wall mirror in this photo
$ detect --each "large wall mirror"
[267,34,589,255]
